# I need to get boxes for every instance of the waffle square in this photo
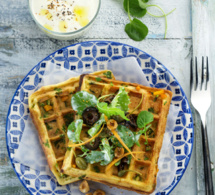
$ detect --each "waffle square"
[61,74,172,194]
[28,70,115,185]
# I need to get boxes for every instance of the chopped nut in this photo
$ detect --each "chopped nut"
[93,189,106,195]
[114,147,124,158]
[79,180,90,193]
[107,119,118,131]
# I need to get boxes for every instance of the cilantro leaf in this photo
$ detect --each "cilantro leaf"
[124,0,147,18]
[88,114,105,137]
[67,119,83,143]
[71,91,97,115]
[111,87,130,112]
[137,111,154,128]
[97,102,129,121]
[111,125,135,148]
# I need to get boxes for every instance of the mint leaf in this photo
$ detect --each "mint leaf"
[137,111,154,128]
[111,125,135,148]
[67,119,83,143]
[111,87,130,112]
[97,102,129,121]
[124,0,147,17]
[71,91,97,115]
[88,114,105,137]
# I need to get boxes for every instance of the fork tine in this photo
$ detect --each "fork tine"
[190,58,193,88]
[195,56,198,90]
[206,57,209,90]
[201,56,204,90]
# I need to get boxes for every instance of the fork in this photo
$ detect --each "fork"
[190,57,214,195]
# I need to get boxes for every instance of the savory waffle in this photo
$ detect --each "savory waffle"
[61,74,172,194]
[28,70,115,185]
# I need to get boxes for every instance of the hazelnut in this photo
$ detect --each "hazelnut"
[114,147,124,158]
[107,119,118,131]
[79,180,90,193]
[93,189,106,195]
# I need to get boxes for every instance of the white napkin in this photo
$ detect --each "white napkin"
[14,57,178,194]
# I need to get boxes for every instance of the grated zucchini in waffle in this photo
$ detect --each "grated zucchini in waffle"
[28,70,115,185]
[61,74,172,194]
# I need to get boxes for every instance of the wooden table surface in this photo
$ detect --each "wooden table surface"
[0,0,214,194]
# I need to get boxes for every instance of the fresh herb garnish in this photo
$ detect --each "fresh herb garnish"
[78,175,86,180]
[111,87,130,112]
[97,87,130,121]
[137,111,154,128]
[97,102,129,121]
[118,169,142,177]
[133,125,151,146]
[124,0,147,17]
[55,128,60,135]
[67,119,83,143]
[103,71,112,79]
[85,138,114,166]
[122,0,176,41]
[63,113,74,127]
[136,111,154,144]
[148,107,154,113]
[71,91,98,115]
[110,82,114,86]
[62,125,66,133]
[54,88,62,95]
[88,114,105,137]
[111,125,135,148]
[67,147,72,151]
[96,77,102,82]
[45,123,52,131]
[79,146,90,157]
[164,100,167,105]
[44,139,50,148]
[93,166,100,173]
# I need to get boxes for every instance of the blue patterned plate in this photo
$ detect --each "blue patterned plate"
[6,41,193,195]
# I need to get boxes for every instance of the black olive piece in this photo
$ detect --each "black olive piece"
[127,114,137,128]
[121,157,128,164]
[118,157,128,172]
[82,107,100,126]
[103,95,115,104]
[85,137,100,150]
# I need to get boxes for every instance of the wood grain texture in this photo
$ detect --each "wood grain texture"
[0,0,199,194]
